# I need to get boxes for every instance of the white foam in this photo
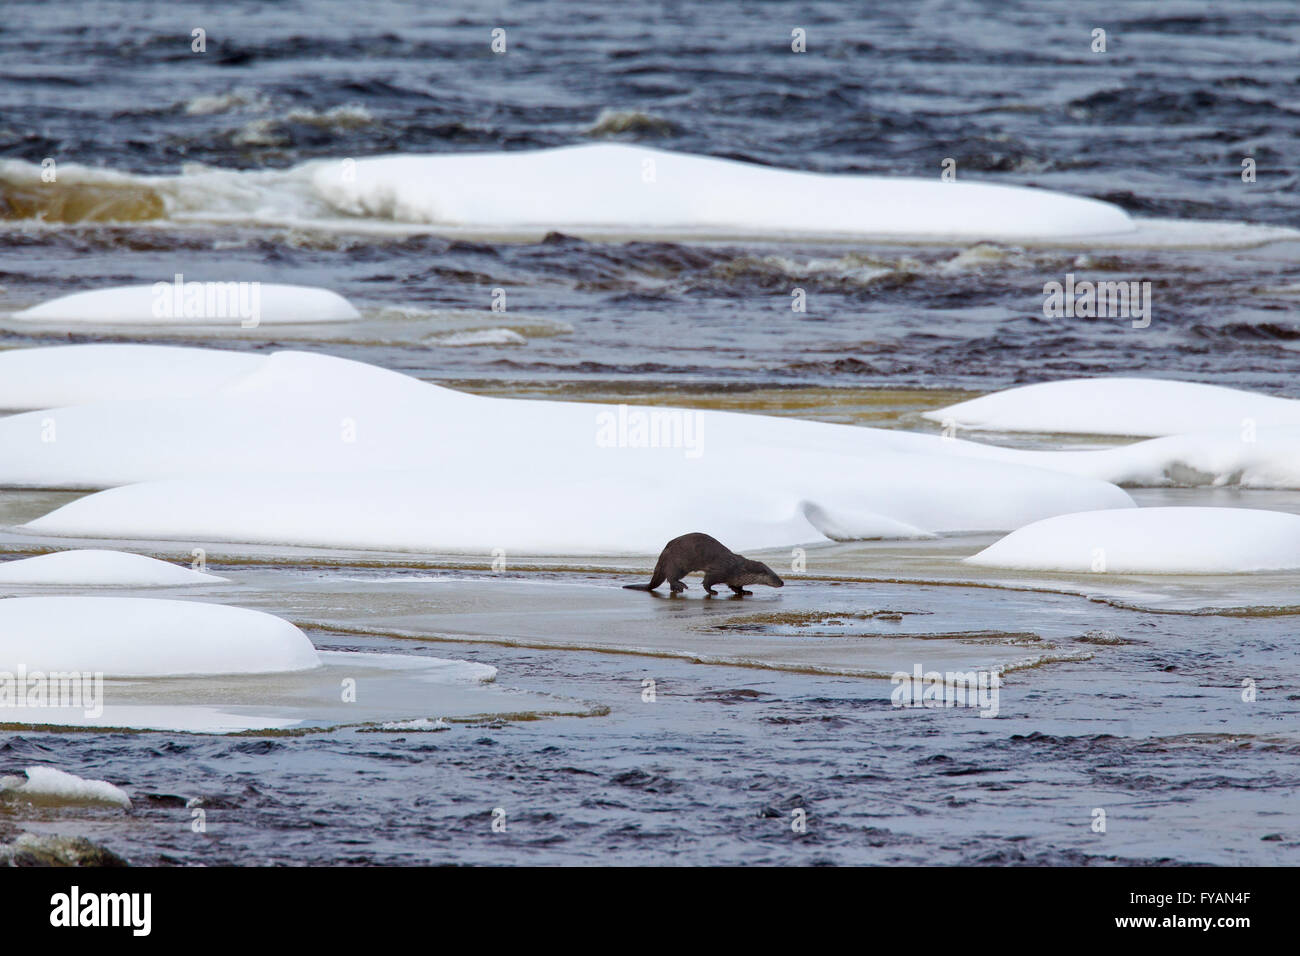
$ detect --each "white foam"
[0,344,264,411]
[4,349,1134,552]
[584,108,675,137]
[0,549,226,586]
[0,766,131,808]
[377,717,451,731]
[0,596,321,676]
[183,88,269,115]
[10,283,359,326]
[285,104,373,128]
[925,378,1300,437]
[966,507,1300,574]
[432,328,527,346]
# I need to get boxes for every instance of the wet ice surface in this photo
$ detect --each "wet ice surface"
[0,649,595,735]
[2,503,1298,865]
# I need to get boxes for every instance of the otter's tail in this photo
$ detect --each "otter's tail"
[623,560,666,591]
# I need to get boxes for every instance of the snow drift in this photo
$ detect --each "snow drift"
[0,597,321,676]
[0,550,226,586]
[1,347,1136,553]
[925,378,1300,438]
[9,283,359,326]
[966,507,1300,574]
[0,344,263,411]
[309,143,1136,240]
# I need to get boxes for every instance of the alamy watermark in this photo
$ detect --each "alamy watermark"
[0,666,104,719]
[1043,273,1151,329]
[890,663,1001,717]
[151,273,262,328]
[595,404,704,458]
[50,886,150,936]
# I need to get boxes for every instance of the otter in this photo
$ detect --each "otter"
[623,532,785,597]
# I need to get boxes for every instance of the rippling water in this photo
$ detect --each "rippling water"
[1,0,1299,866]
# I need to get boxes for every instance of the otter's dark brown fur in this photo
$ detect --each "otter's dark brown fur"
[623,532,785,597]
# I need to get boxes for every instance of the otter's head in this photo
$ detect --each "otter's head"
[740,560,784,588]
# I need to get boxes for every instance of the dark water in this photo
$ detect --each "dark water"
[2,1,1300,866]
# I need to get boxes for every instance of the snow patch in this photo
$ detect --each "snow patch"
[0,550,226,586]
[966,507,1300,574]
[10,283,359,326]
[3,348,1135,552]
[309,143,1136,241]
[0,596,321,676]
[0,766,131,809]
[924,378,1300,438]
[0,344,263,411]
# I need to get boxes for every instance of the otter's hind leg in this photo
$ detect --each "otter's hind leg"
[663,558,689,593]
[701,571,725,597]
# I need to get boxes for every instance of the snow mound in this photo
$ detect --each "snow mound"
[924,378,1300,437]
[1,348,1136,552]
[10,283,359,325]
[966,507,1300,574]
[925,426,1300,490]
[0,344,264,411]
[1055,428,1300,489]
[12,347,1300,557]
[0,550,226,586]
[0,767,131,809]
[310,144,1135,241]
[20,467,1134,556]
[0,596,321,675]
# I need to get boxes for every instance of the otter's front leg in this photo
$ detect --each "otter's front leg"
[729,585,752,596]
[701,572,725,597]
